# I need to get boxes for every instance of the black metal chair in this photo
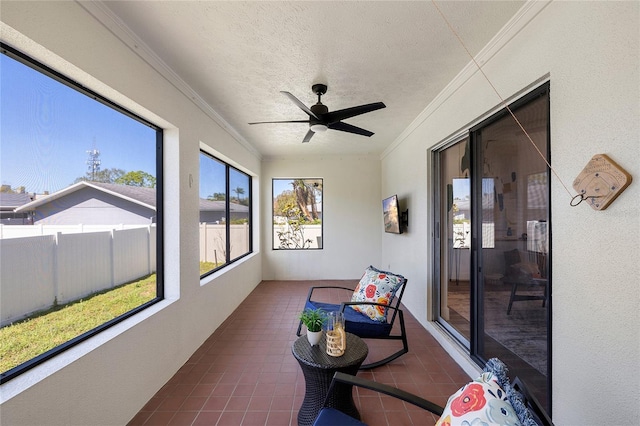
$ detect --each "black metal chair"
[503,249,548,315]
[312,372,444,426]
[296,268,408,369]
[313,370,554,426]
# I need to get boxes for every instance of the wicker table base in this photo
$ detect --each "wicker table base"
[292,332,368,426]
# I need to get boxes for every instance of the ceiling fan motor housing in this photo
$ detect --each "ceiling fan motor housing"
[312,84,328,96]
[310,103,329,118]
[310,103,329,131]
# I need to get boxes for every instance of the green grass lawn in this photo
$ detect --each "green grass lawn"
[200,261,223,275]
[0,274,156,374]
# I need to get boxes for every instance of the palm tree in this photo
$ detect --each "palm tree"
[308,179,322,220]
[232,186,245,203]
[290,180,319,222]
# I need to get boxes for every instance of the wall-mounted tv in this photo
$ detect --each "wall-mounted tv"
[383,194,402,234]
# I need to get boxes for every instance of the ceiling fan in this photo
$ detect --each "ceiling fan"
[248,84,386,143]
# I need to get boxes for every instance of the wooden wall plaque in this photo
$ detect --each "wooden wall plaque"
[572,154,632,210]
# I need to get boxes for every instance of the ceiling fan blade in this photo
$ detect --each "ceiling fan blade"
[248,120,309,125]
[324,102,386,124]
[281,91,319,119]
[302,129,315,143]
[328,121,374,137]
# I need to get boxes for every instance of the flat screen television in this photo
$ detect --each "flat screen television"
[383,194,402,234]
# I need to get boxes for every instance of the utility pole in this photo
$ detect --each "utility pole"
[86,148,101,181]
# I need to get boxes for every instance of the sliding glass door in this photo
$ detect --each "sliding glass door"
[435,83,551,411]
[436,137,472,344]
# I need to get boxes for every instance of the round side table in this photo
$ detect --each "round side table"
[292,332,368,426]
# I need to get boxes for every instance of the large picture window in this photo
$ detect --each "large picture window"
[199,151,252,277]
[0,44,163,383]
[272,178,323,249]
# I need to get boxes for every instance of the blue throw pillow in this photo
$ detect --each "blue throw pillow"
[484,358,539,426]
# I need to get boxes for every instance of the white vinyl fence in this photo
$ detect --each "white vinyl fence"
[199,223,250,264]
[272,224,322,249]
[0,226,156,327]
[0,223,149,239]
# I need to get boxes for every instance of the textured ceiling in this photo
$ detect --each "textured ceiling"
[101,1,525,159]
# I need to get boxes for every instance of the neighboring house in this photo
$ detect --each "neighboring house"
[13,181,247,225]
[0,192,34,225]
[199,198,249,223]
[15,182,157,225]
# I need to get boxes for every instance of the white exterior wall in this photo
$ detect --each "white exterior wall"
[380,2,639,424]
[0,2,261,425]
[33,193,155,225]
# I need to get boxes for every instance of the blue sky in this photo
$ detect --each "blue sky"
[272,179,294,197]
[199,154,249,199]
[1,53,157,194]
[271,179,322,204]
[452,177,470,200]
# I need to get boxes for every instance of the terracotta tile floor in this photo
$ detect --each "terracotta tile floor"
[128,280,470,426]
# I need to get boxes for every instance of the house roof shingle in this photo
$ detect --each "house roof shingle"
[15,181,157,212]
[199,198,248,213]
[0,193,34,210]
[14,182,248,213]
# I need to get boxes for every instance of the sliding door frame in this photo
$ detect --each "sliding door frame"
[434,82,552,413]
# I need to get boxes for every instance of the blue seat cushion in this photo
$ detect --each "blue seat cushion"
[312,408,365,426]
[305,300,393,339]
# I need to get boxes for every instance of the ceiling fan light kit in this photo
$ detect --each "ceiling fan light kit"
[249,84,385,143]
[310,124,328,133]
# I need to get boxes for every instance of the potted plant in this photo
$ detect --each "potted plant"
[299,308,326,346]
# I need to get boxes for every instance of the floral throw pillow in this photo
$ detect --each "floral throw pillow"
[350,266,405,322]
[435,372,522,426]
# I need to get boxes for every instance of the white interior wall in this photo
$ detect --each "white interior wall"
[261,155,381,280]
[380,2,639,424]
[0,2,262,425]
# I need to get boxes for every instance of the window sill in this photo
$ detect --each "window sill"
[0,298,177,403]
[199,251,258,287]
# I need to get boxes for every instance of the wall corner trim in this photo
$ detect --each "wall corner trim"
[381,0,552,160]
[79,1,263,161]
